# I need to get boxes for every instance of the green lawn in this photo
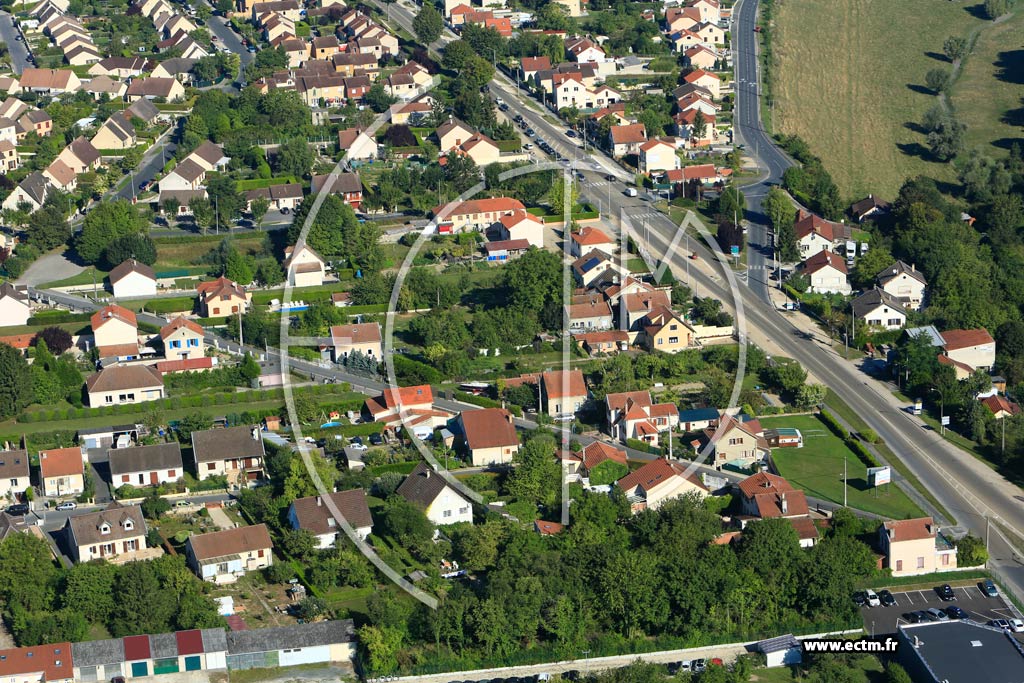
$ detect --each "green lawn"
[749,654,883,682]
[236,176,301,191]
[760,415,923,519]
[950,9,1024,157]
[773,0,985,198]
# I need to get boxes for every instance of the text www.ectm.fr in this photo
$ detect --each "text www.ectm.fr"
[801,638,899,653]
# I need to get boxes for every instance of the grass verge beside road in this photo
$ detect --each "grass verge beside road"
[761,414,924,519]
[824,389,954,523]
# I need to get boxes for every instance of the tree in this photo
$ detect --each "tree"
[885,663,913,683]
[206,174,243,227]
[275,138,314,179]
[77,200,146,264]
[239,353,261,382]
[0,533,58,613]
[359,624,403,674]
[507,434,559,507]
[851,244,894,290]
[62,561,117,623]
[925,68,951,93]
[943,36,967,61]
[548,177,580,213]
[26,205,71,251]
[795,383,827,409]
[764,360,807,394]
[955,534,988,566]
[984,0,1008,19]
[0,343,32,418]
[442,40,476,71]
[716,186,746,223]
[691,110,707,141]
[250,196,270,230]
[762,186,798,261]
[104,233,157,269]
[365,82,396,113]
[31,327,73,355]
[413,4,443,44]
[109,561,175,636]
[927,116,966,161]
[141,491,171,519]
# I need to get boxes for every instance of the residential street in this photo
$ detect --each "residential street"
[0,11,32,75]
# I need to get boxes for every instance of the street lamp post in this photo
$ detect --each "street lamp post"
[928,386,946,435]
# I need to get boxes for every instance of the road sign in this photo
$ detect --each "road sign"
[867,466,891,488]
[941,415,950,426]
[730,245,740,257]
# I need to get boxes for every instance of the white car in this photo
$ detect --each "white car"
[1010,618,1024,633]
[865,590,881,607]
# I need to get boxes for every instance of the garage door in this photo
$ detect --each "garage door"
[79,665,98,682]
[184,656,202,671]
[131,662,149,677]
[153,658,179,675]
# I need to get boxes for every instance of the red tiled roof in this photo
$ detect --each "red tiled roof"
[937,353,973,374]
[156,357,215,374]
[460,408,518,450]
[520,56,551,72]
[801,249,848,275]
[610,123,647,144]
[617,457,704,493]
[794,210,845,243]
[982,395,1021,416]
[570,226,613,246]
[737,470,793,498]
[175,630,204,656]
[432,197,525,218]
[535,519,563,535]
[541,370,586,399]
[0,642,72,681]
[941,328,994,351]
[160,315,203,339]
[39,447,83,478]
[683,69,719,83]
[581,441,627,470]
[574,330,629,344]
[123,634,151,661]
[381,385,432,409]
[882,517,935,542]
[91,304,137,331]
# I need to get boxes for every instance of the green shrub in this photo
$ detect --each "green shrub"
[818,410,849,439]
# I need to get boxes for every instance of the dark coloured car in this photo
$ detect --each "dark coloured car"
[937,584,956,601]
[903,611,923,624]
[369,433,383,446]
[982,579,999,597]
[945,606,968,619]
[350,436,363,445]
[665,662,683,675]
[917,610,937,622]
[852,591,868,607]
[879,589,896,606]
[5,504,28,516]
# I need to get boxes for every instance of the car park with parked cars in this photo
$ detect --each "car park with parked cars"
[938,584,957,600]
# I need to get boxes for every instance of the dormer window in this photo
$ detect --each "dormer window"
[123,520,134,531]
[99,523,111,535]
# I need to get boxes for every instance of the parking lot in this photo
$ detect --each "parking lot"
[859,582,1024,639]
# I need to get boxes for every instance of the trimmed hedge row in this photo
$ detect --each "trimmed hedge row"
[818,410,881,468]
[452,390,523,417]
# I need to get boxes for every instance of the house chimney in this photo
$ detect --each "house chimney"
[424,469,430,478]
[911,263,916,272]
[780,493,788,515]
[316,496,322,507]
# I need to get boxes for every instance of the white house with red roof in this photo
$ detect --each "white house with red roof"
[940,328,995,372]
[330,322,382,363]
[609,123,648,158]
[794,210,851,258]
[737,471,818,547]
[364,384,451,431]
[798,250,850,295]
[541,369,587,418]
[605,390,679,446]
[696,414,769,468]
[639,138,679,175]
[457,408,519,466]
[682,69,720,99]
[520,55,552,82]
[569,225,615,258]
[495,209,544,248]
[91,304,140,359]
[616,458,707,512]
[431,197,526,233]
[565,35,606,63]
[878,517,956,576]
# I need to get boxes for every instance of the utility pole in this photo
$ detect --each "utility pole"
[843,456,848,507]
[238,309,243,347]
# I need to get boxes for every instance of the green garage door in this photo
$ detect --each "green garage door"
[184,656,202,672]
[154,658,179,675]
[131,662,149,677]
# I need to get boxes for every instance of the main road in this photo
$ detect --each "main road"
[0,11,32,75]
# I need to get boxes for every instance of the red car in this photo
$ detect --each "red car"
[753,25,762,32]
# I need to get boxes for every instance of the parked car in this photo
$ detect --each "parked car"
[1010,619,1024,633]
[566,129,576,138]
[852,591,869,607]
[945,606,968,620]
[989,619,1011,631]
[692,659,706,673]
[55,501,77,511]
[937,584,957,600]
[350,436,363,445]
[903,611,924,624]
[925,608,949,621]
[879,590,896,606]
[982,579,999,597]
[5,504,28,516]
[624,187,638,197]
[865,590,881,607]
[369,433,383,446]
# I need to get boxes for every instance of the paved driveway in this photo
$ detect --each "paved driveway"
[860,582,1024,639]
[15,250,84,286]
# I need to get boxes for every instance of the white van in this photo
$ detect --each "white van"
[624,187,638,197]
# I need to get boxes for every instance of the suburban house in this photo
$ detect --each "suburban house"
[330,322,383,363]
[363,385,450,433]
[567,441,628,479]
[0,449,30,500]
[982,394,1021,420]
[683,44,718,69]
[941,329,996,372]
[876,261,926,311]
[682,69,720,98]
[575,329,629,355]
[520,55,552,82]
[565,35,607,63]
[572,249,628,288]
[91,304,139,358]
[284,244,327,288]
[878,517,958,577]
[185,524,274,583]
[609,123,648,158]
[0,283,31,327]
[641,306,696,353]
[196,276,250,317]
[569,226,615,258]
[850,194,890,222]
[605,390,679,446]
[337,127,378,161]
[436,117,476,153]
[90,113,137,150]
[18,67,82,94]
[737,472,818,547]
[431,197,526,233]
[794,210,849,258]
[2,171,50,213]
[160,317,205,361]
[540,369,587,419]
[288,490,374,547]
[678,406,720,432]
[191,425,266,484]
[396,462,473,526]
[0,642,73,683]
[109,259,157,299]
[86,365,165,407]
[125,77,185,101]
[312,173,364,210]
[243,184,304,213]
[456,408,519,466]
[495,210,544,248]
[851,288,906,331]
[616,458,707,512]
[638,138,680,175]
[484,239,531,263]
[798,250,850,295]
[64,503,148,563]
[187,141,230,172]
[108,442,184,488]
[159,158,206,192]
[40,444,84,497]
[567,293,613,331]
[698,414,769,468]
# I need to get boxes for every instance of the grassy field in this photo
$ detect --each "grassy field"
[772,0,985,198]
[950,10,1024,155]
[760,415,923,519]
